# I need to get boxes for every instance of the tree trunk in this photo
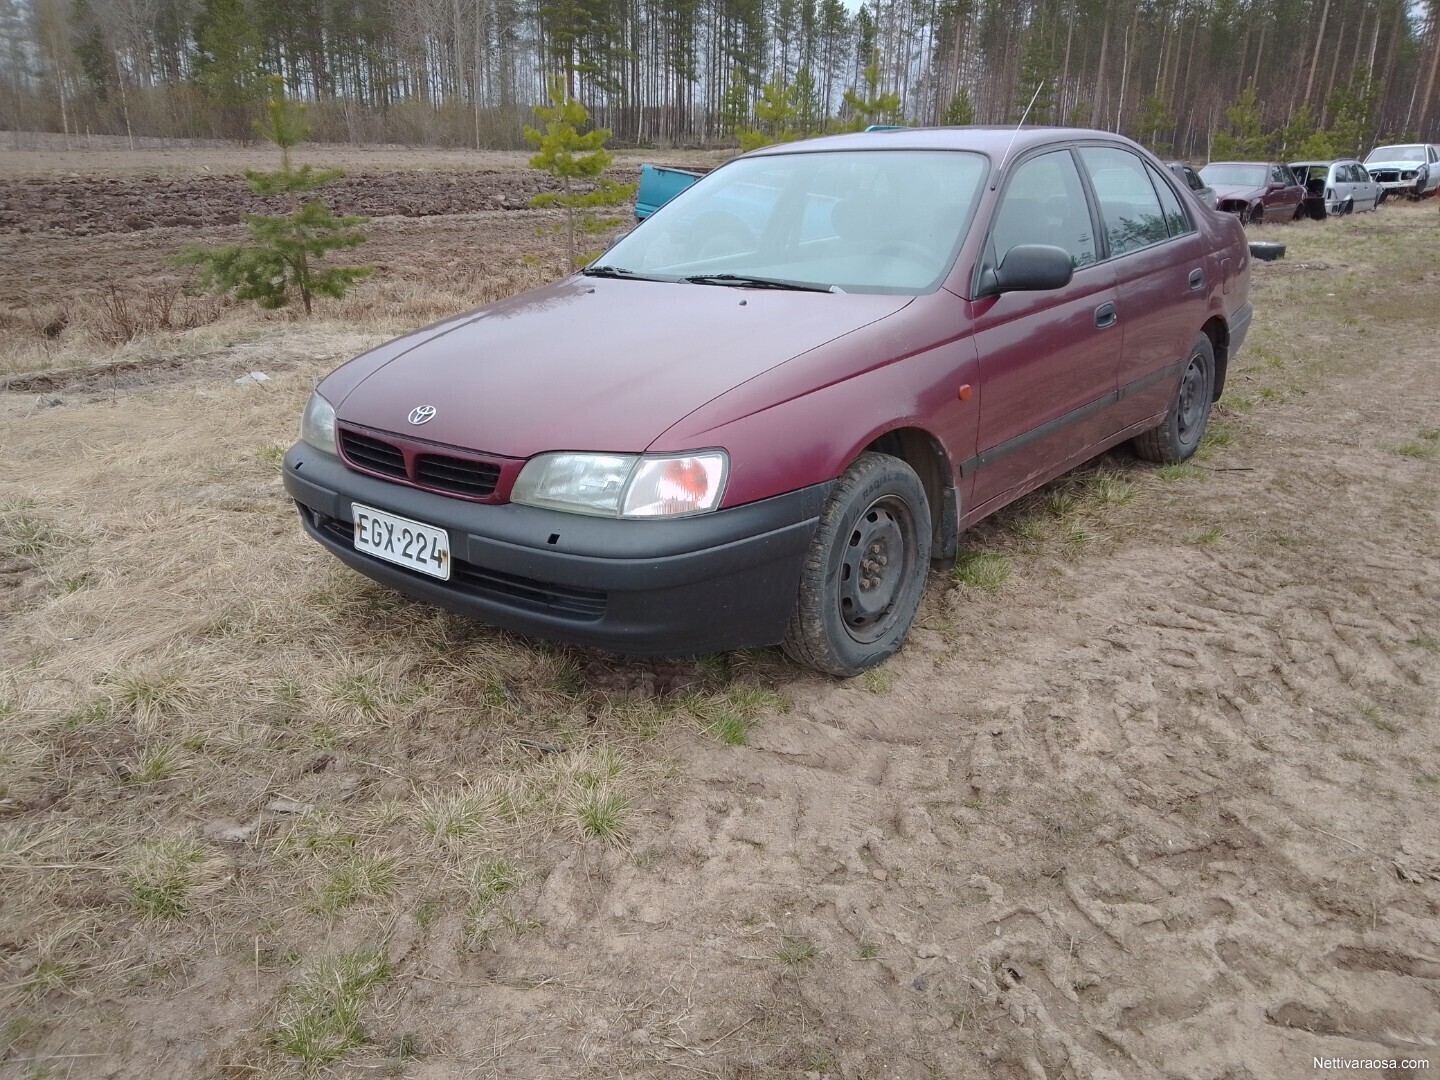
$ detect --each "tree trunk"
[1419,8,1440,138]
[1304,0,1332,104]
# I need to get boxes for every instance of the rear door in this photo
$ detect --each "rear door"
[1078,145,1207,426]
[968,146,1118,511]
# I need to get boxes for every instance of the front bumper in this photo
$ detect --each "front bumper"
[283,444,831,656]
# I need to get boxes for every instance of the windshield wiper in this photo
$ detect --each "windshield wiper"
[682,273,836,293]
[582,264,645,279]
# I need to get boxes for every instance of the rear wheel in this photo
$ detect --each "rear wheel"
[1132,334,1216,464]
[782,453,931,677]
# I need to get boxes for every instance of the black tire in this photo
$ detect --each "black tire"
[782,452,932,677]
[1249,240,1286,261]
[1293,202,1307,221]
[1131,334,1216,464]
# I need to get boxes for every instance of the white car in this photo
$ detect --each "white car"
[1362,144,1440,198]
[1289,159,1384,216]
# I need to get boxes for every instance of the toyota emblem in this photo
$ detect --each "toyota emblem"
[407,405,437,426]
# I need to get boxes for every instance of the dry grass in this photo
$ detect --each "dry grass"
[0,346,788,1070]
[2,188,1438,1077]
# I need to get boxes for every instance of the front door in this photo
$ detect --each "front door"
[969,147,1119,513]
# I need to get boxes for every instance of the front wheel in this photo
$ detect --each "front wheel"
[1131,334,1216,464]
[782,452,932,677]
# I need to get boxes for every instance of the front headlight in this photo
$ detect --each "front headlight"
[512,451,728,518]
[300,390,337,454]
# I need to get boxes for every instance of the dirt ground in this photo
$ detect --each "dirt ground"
[0,151,1437,1080]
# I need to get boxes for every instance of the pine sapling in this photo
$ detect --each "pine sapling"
[525,77,637,269]
[176,78,371,315]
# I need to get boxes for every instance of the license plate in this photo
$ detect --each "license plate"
[351,504,451,580]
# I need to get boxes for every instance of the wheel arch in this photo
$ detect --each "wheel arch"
[1203,315,1229,401]
[862,425,959,564]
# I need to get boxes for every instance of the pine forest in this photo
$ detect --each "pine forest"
[2,0,1438,160]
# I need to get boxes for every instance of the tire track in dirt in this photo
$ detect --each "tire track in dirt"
[417,260,1439,1076]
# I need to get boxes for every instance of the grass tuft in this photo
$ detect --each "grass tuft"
[125,743,181,784]
[271,947,392,1070]
[124,837,207,919]
[1157,462,1206,482]
[0,512,65,560]
[861,667,896,693]
[775,937,820,966]
[1183,525,1224,545]
[1390,440,1440,460]
[575,789,630,841]
[953,550,1013,592]
[107,668,202,727]
[309,854,399,916]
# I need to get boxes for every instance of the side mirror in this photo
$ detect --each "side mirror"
[978,244,1074,297]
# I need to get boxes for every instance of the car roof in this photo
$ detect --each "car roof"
[1204,161,1276,167]
[745,126,1144,159]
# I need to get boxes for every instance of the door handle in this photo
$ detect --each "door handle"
[1094,301,1117,329]
[1188,268,1205,290]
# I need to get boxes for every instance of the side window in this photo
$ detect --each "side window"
[1146,161,1193,237]
[1270,165,1286,185]
[1078,146,1168,257]
[1186,168,1205,192]
[990,149,1096,269]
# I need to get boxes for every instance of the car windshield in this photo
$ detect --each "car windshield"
[602,149,989,294]
[1199,163,1268,187]
[1366,145,1425,163]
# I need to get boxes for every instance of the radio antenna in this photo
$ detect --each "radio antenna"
[992,81,1047,190]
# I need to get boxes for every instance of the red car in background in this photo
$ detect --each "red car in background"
[285,128,1253,675]
[1199,161,1306,224]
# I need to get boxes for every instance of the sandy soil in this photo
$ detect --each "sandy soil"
[0,154,1436,1080]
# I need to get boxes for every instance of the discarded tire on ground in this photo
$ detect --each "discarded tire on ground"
[1249,240,1286,261]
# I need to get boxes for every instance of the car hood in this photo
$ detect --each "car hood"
[1209,182,1267,200]
[1363,157,1424,170]
[322,276,911,457]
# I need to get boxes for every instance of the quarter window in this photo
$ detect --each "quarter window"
[1078,146,1169,257]
[1146,161,1193,237]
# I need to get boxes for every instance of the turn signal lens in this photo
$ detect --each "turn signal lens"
[622,453,728,517]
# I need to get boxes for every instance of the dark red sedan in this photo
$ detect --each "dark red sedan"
[285,127,1253,675]
[1199,161,1306,224]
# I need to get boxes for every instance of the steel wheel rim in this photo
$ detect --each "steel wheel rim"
[837,495,916,645]
[1176,353,1208,444]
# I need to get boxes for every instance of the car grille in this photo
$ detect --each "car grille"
[338,427,504,500]
[340,430,406,479]
[314,513,607,621]
[1368,168,1401,183]
[414,454,501,498]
